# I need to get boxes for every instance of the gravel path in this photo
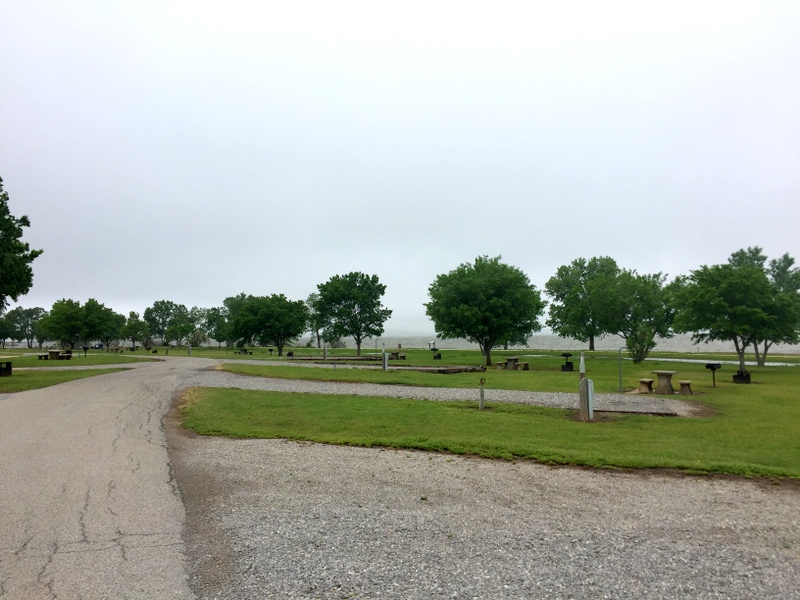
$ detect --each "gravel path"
[168,363,799,599]
[184,368,701,416]
[168,433,800,600]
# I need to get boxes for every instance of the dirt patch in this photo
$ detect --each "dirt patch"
[166,391,238,598]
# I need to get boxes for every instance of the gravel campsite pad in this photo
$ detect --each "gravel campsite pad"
[168,424,800,599]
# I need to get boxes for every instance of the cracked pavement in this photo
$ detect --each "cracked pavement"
[0,358,207,600]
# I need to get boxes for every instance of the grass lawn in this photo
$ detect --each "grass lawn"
[0,368,127,392]
[0,351,157,368]
[216,349,799,394]
[182,349,800,478]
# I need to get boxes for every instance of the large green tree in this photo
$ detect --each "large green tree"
[231,294,308,355]
[673,262,774,375]
[726,248,800,365]
[0,177,43,313]
[5,306,47,348]
[545,257,620,350]
[425,256,545,366]
[82,299,125,349]
[40,299,84,348]
[316,272,392,356]
[144,300,189,345]
[120,311,150,349]
[606,271,676,363]
[206,306,232,350]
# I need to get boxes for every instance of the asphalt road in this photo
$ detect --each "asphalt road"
[0,358,206,599]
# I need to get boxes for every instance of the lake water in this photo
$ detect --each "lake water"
[317,333,800,355]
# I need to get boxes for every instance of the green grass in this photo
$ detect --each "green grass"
[216,350,798,394]
[0,351,156,368]
[182,352,800,478]
[0,368,126,392]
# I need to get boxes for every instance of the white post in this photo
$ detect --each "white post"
[579,352,586,380]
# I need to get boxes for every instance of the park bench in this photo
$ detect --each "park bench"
[234,349,253,355]
[37,354,48,360]
[678,380,693,395]
[638,378,654,394]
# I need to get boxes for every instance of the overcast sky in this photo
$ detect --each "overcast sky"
[2,1,798,334]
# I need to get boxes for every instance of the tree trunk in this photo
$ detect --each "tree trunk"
[733,338,747,373]
[355,339,362,357]
[752,342,762,367]
[589,336,595,351]
[758,340,772,367]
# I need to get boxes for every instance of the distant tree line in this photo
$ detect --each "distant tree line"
[1,244,798,374]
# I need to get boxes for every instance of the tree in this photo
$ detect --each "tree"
[231,294,308,355]
[305,293,325,348]
[206,306,232,350]
[82,299,124,349]
[120,311,150,349]
[425,256,545,366]
[0,177,43,314]
[0,316,13,349]
[41,299,84,348]
[5,306,46,348]
[673,263,774,375]
[740,250,800,366]
[606,271,676,363]
[163,306,192,347]
[316,272,392,356]
[144,300,189,345]
[720,246,800,365]
[545,257,620,350]
[187,306,210,348]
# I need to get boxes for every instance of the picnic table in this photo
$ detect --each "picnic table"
[48,350,62,361]
[652,370,678,395]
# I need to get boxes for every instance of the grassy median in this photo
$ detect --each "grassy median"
[182,353,800,478]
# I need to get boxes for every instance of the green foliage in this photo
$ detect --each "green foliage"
[425,256,545,366]
[230,294,309,355]
[0,316,13,348]
[40,299,83,347]
[316,272,392,356]
[205,306,231,349]
[607,271,675,363]
[545,257,620,350]
[4,306,46,348]
[674,262,774,372]
[82,298,125,348]
[0,177,43,314]
[120,311,150,348]
[144,300,189,344]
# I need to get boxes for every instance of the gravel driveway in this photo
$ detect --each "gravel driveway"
[170,365,800,599]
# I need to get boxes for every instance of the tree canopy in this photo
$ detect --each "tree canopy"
[4,306,47,348]
[545,257,620,350]
[673,262,774,374]
[0,176,43,313]
[425,256,545,366]
[316,272,392,356]
[230,294,308,355]
[605,270,676,363]
[144,300,189,345]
